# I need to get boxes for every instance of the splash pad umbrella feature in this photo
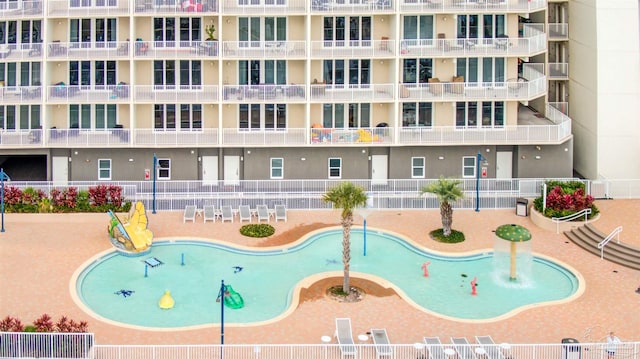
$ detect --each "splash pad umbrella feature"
[495,224,531,281]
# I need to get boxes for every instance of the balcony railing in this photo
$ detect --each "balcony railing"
[399,0,546,13]
[48,128,130,147]
[222,128,306,145]
[134,85,219,102]
[46,84,130,103]
[133,40,219,58]
[134,129,219,146]
[222,84,306,103]
[133,0,218,13]
[0,43,43,60]
[47,41,130,59]
[0,0,43,18]
[310,127,393,145]
[310,0,393,13]
[48,0,129,15]
[0,85,43,104]
[398,24,546,58]
[0,130,43,147]
[310,40,395,58]
[548,23,569,40]
[222,0,306,14]
[548,63,568,80]
[310,83,394,102]
[222,41,306,59]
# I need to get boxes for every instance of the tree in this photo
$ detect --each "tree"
[421,177,464,237]
[322,182,368,293]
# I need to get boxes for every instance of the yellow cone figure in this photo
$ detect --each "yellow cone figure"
[158,290,175,309]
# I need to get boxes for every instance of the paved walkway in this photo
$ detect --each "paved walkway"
[1,200,639,346]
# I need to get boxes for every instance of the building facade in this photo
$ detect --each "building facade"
[0,0,574,183]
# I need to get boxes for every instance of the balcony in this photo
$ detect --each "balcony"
[310,83,394,102]
[548,63,568,80]
[310,39,395,58]
[134,85,219,103]
[548,23,569,41]
[47,41,130,60]
[0,1,43,19]
[133,41,219,58]
[134,0,218,13]
[47,84,130,104]
[0,85,43,104]
[398,0,546,13]
[222,128,306,145]
[0,43,43,60]
[48,128,130,147]
[398,24,546,58]
[310,0,393,13]
[0,130,43,147]
[222,84,306,103]
[310,127,393,145]
[222,41,306,59]
[48,0,129,16]
[134,129,219,146]
[222,0,305,15]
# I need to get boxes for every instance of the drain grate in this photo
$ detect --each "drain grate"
[144,257,164,268]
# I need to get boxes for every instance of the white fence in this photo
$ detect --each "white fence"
[0,332,94,358]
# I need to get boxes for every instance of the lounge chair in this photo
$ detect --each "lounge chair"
[256,205,270,222]
[274,204,287,222]
[475,336,505,359]
[334,318,357,358]
[183,205,196,223]
[239,205,252,223]
[203,205,216,223]
[220,205,234,223]
[371,328,393,358]
[451,337,477,359]
[423,337,446,359]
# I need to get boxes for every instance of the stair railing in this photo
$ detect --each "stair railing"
[552,208,592,234]
[597,226,623,259]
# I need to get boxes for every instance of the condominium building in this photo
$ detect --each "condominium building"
[0,0,575,183]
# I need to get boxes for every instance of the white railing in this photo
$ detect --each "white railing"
[396,78,545,102]
[548,62,569,79]
[47,128,130,147]
[310,0,393,13]
[548,23,569,40]
[0,43,43,60]
[0,0,43,18]
[398,0,546,13]
[133,0,218,13]
[48,0,129,15]
[222,41,306,58]
[222,0,306,14]
[598,226,623,259]
[552,208,592,234]
[222,84,306,102]
[310,83,394,102]
[309,40,396,58]
[134,40,219,58]
[0,85,43,104]
[0,332,94,358]
[310,127,393,145]
[222,128,306,145]
[47,84,131,103]
[134,129,219,146]
[134,85,219,102]
[0,130,43,146]
[47,41,130,59]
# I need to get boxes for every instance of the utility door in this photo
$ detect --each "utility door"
[223,155,240,185]
[496,151,513,179]
[371,155,388,185]
[202,156,218,184]
[52,156,69,184]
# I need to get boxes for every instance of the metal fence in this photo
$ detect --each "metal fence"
[5,178,640,212]
[0,332,94,358]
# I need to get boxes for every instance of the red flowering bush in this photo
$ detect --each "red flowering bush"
[3,186,23,206]
[0,314,88,333]
[50,187,78,210]
[533,181,598,220]
[88,184,124,208]
[4,185,130,213]
[0,316,24,332]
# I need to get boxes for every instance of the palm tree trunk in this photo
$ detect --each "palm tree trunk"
[441,202,453,237]
[341,213,352,293]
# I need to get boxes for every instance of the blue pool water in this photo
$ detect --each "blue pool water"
[75,229,580,328]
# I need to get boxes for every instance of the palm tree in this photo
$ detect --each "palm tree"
[322,182,368,293]
[421,177,464,237]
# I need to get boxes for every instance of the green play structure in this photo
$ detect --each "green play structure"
[223,285,245,309]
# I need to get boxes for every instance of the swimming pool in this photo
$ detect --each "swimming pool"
[73,229,582,329]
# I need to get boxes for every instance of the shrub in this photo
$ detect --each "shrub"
[533,181,599,220]
[430,229,465,243]
[50,187,78,211]
[0,314,88,333]
[0,316,24,332]
[239,224,275,238]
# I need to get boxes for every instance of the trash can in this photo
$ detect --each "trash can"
[516,198,528,217]
[561,338,581,359]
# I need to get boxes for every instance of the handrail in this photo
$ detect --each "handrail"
[552,208,591,234]
[597,226,623,259]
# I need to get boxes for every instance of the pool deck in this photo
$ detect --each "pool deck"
[1,199,639,345]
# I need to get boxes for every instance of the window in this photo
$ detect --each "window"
[462,156,476,178]
[154,60,201,88]
[403,15,433,45]
[239,60,286,85]
[155,104,202,130]
[95,61,116,89]
[323,59,369,86]
[456,101,504,128]
[403,58,432,84]
[98,159,111,180]
[411,157,425,178]
[402,103,432,127]
[239,17,286,47]
[2,62,40,86]
[70,104,116,130]
[323,103,370,128]
[70,61,117,88]
[323,16,371,46]
[239,104,286,130]
[0,105,40,130]
[70,18,116,47]
[328,158,342,178]
[0,20,41,45]
[456,57,504,85]
[157,158,171,180]
[270,158,283,179]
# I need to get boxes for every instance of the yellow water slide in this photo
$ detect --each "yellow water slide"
[108,202,153,252]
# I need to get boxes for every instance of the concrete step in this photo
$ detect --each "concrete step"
[564,224,640,271]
